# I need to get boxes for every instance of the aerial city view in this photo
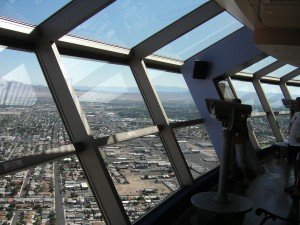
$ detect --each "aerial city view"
[0,79,288,225]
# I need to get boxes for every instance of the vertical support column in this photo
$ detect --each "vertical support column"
[280,82,292,100]
[130,57,193,186]
[35,40,130,225]
[246,121,260,150]
[252,78,284,142]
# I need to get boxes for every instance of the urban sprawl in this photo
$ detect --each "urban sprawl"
[0,87,288,225]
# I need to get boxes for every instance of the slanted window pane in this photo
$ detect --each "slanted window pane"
[292,75,300,81]
[0,158,106,224]
[231,80,274,148]
[241,56,277,74]
[249,116,275,148]
[258,83,290,141]
[147,68,200,122]
[217,79,235,100]
[260,83,288,139]
[261,83,285,112]
[69,0,207,48]
[288,85,300,99]
[173,124,219,179]
[276,114,290,141]
[61,55,153,138]
[231,80,263,112]
[99,136,179,222]
[59,157,106,224]
[0,0,71,25]
[265,65,297,78]
[154,11,243,61]
[0,46,70,163]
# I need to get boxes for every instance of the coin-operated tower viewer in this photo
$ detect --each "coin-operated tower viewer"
[191,99,253,225]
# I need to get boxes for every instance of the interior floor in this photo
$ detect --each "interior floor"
[173,155,300,225]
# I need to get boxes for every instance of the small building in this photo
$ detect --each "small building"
[80,182,88,190]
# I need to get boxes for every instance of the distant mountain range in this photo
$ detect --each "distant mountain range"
[237,91,287,110]
[75,85,189,93]
[0,80,290,110]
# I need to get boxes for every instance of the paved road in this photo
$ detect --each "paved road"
[54,161,65,224]
[10,210,20,225]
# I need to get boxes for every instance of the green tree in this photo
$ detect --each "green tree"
[48,211,56,225]
[6,211,13,220]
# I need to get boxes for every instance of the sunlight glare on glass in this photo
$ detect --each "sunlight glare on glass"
[241,56,277,74]
[61,56,139,103]
[0,0,71,25]
[153,11,243,61]
[0,47,70,163]
[61,55,154,137]
[69,0,208,48]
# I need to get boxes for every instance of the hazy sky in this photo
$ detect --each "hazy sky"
[62,55,189,88]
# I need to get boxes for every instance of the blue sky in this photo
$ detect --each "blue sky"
[0,0,245,88]
[0,0,297,89]
[0,0,70,25]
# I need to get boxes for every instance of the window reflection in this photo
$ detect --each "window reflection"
[61,55,153,138]
[0,47,69,163]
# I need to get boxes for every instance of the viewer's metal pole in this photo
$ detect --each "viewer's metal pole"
[214,128,232,203]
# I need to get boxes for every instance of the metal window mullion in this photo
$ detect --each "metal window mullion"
[281,68,300,83]
[228,77,260,148]
[94,126,159,147]
[35,40,130,225]
[226,53,267,76]
[132,1,223,58]
[246,121,260,150]
[227,77,239,99]
[254,61,285,79]
[0,145,76,177]
[280,82,292,100]
[34,0,115,41]
[252,78,284,142]
[170,119,203,129]
[130,57,193,186]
